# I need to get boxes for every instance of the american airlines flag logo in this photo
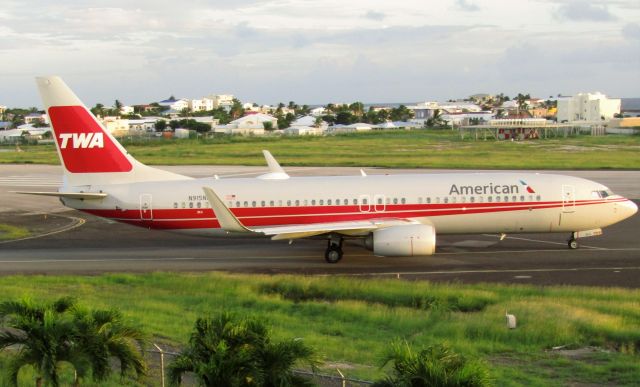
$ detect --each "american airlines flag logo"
[519,180,536,193]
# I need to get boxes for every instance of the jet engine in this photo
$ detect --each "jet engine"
[364,224,436,256]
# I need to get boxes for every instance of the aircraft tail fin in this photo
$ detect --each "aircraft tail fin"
[36,76,189,187]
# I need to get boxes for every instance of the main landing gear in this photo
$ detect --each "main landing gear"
[568,232,579,249]
[324,237,344,264]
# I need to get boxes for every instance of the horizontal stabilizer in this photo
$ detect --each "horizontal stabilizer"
[11,191,108,200]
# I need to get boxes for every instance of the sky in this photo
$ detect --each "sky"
[1,0,639,108]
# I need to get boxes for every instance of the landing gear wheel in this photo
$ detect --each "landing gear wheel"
[324,241,343,264]
[568,238,579,250]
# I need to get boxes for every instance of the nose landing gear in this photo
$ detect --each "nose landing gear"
[568,232,578,249]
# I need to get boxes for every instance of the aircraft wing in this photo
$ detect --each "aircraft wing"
[11,191,108,200]
[202,186,417,240]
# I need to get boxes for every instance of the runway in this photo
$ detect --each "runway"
[0,165,638,287]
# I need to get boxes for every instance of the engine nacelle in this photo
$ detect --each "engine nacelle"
[365,224,436,257]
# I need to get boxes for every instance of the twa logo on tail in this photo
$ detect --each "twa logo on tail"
[59,133,104,149]
[48,106,132,173]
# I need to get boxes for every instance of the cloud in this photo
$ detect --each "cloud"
[622,23,640,40]
[555,1,617,22]
[364,10,386,21]
[456,0,480,12]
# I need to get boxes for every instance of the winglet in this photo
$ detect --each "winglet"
[202,187,251,233]
[257,150,289,180]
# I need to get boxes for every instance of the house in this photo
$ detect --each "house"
[207,94,235,111]
[158,97,189,111]
[283,126,324,136]
[0,121,11,131]
[310,107,326,117]
[557,92,621,122]
[409,102,440,121]
[120,105,135,115]
[0,105,6,120]
[100,117,130,136]
[290,115,328,130]
[128,118,158,133]
[189,98,215,112]
[213,113,277,135]
[24,112,49,125]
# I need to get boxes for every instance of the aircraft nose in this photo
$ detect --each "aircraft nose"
[621,200,638,218]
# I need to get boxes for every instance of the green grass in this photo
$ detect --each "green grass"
[0,224,30,241]
[0,273,638,386]
[2,130,639,169]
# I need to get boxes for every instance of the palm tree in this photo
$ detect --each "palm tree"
[167,313,317,387]
[72,308,147,384]
[372,341,492,387]
[0,297,87,387]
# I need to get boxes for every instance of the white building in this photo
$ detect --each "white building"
[557,92,621,122]
[24,112,49,125]
[128,118,158,132]
[213,113,276,135]
[159,98,189,112]
[120,105,135,115]
[283,126,325,136]
[189,98,215,112]
[0,105,6,119]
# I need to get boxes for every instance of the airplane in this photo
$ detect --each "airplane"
[17,76,638,263]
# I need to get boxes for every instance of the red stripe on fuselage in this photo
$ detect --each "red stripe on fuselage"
[81,198,625,230]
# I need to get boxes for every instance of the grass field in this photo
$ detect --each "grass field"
[0,224,30,241]
[1,130,639,169]
[0,272,638,386]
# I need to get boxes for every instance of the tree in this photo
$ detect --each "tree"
[114,100,123,112]
[230,98,245,120]
[155,120,167,132]
[372,341,492,387]
[72,308,147,383]
[263,121,274,131]
[390,105,414,122]
[0,298,148,387]
[335,111,355,125]
[0,297,85,387]
[426,109,446,128]
[90,103,105,117]
[167,313,317,387]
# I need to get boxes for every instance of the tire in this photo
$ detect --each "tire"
[324,247,343,263]
[568,239,578,249]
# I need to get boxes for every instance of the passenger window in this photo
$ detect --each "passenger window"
[444,197,449,204]
[270,200,274,206]
[261,201,265,207]
[504,196,508,202]
[362,198,367,205]
[181,202,186,208]
[488,196,492,203]
[418,197,423,204]
[173,202,178,209]
[304,199,308,206]
[353,199,358,205]
[427,197,431,204]
[197,202,201,208]
[512,196,517,202]
[311,199,316,205]
[470,196,475,203]
[401,198,406,204]
[286,200,291,206]
[393,198,398,204]
[328,199,332,205]
[295,200,300,206]
[377,198,383,204]
[320,199,324,205]
[252,201,256,207]
[189,202,193,208]
[536,195,541,201]
[235,201,240,207]
[461,196,466,203]
[520,195,525,202]
[243,201,248,207]
[495,196,500,202]
[529,195,533,201]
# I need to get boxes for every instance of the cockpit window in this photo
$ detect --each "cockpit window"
[593,190,614,198]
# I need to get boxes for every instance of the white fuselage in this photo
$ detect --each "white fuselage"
[61,172,637,237]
